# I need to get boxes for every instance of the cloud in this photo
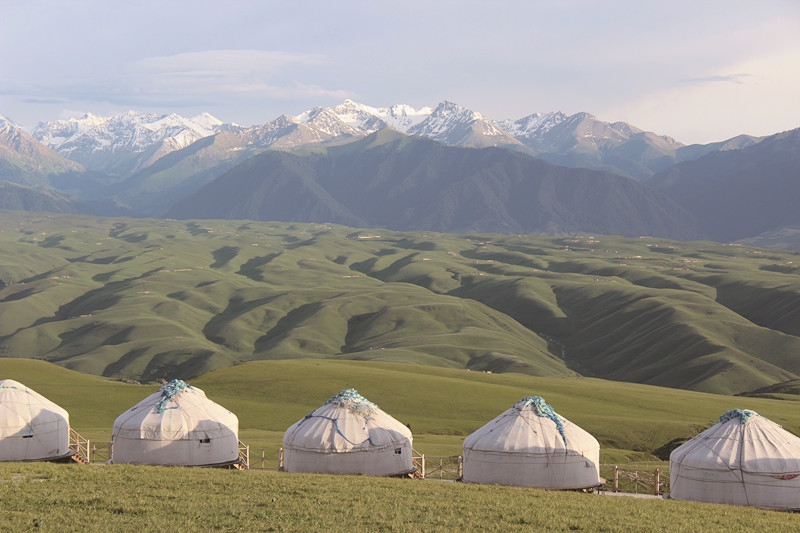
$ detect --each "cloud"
[1,49,352,117]
[607,47,800,144]
[681,74,753,86]
[131,50,346,103]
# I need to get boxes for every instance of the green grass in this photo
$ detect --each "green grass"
[2,359,799,530]
[3,358,799,463]
[0,463,797,532]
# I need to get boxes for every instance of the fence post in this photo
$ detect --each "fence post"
[421,454,425,479]
[278,448,284,470]
[613,466,619,492]
[458,456,463,478]
[654,468,660,495]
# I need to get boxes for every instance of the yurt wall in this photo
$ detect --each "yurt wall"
[0,379,71,462]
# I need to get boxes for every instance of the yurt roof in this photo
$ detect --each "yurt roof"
[283,388,411,452]
[322,388,380,417]
[113,379,238,441]
[463,395,598,454]
[671,408,800,472]
[0,379,69,437]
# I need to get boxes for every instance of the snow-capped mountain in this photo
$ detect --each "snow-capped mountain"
[32,111,234,176]
[324,100,432,133]
[241,100,434,151]
[21,99,700,181]
[408,101,522,148]
[496,111,569,143]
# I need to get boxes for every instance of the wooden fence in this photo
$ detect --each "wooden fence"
[56,442,669,496]
[68,428,91,464]
[237,441,250,469]
[252,448,284,471]
[412,453,463,480]
[601,465,667,495]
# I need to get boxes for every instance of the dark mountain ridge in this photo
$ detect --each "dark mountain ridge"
[168,130,699,240]
[650,127,800,242]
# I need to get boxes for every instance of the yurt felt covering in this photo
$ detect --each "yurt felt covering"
[282,388,414,476]
[111,379,239,466]
[670,409,800,509]
[0,379,71,461]
[462,396,601,489]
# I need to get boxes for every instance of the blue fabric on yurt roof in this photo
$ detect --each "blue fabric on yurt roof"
[323,388,378,420]
[516,396,568,449]
[717,409,760,425]
[155,379,193,413]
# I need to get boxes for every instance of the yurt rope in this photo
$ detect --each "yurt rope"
[313,415,376,446]
[517,396,568,450]
[299,389,379,446]
[156,379,192,413]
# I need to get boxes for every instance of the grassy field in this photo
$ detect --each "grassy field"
[1,462,797,532]
[1,212,799,397]
[3,358,800,530]
[3,358,799,464]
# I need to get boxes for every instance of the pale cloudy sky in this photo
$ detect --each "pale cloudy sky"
[2,0,799,144]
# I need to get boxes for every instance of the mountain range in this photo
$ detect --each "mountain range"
[1,101,798,248]
[167,129,699,239]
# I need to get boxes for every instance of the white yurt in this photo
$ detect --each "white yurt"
[110,379,240,467]
[462,396,601,489]
[670,409,800,509]
[282,388,414,476]
[0,379,71,461]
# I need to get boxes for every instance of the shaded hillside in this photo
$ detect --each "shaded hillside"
[110,131,263,216]
[1,212,799,395]
[0,181,86,213]
[0,115,85,187]
[650,128,800,242]
[167,130,699,240]
[516,112,685,180]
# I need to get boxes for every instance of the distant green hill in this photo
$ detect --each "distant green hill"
[1,211,799,395]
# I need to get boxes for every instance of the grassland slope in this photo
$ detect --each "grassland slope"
[1,212,799,395]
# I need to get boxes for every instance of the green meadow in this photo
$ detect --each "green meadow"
[1,357,799,531]
[1,462,798,532]
[3,358,799,464]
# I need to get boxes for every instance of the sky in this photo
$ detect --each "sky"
[2,0,799,145]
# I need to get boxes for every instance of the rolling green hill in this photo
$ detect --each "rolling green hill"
[1,211,799,395]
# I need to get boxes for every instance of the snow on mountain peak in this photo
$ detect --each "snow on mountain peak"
[191,112,224,129]
[407,100,510,142]
[496,111,568,139]
[33,111,228,155]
